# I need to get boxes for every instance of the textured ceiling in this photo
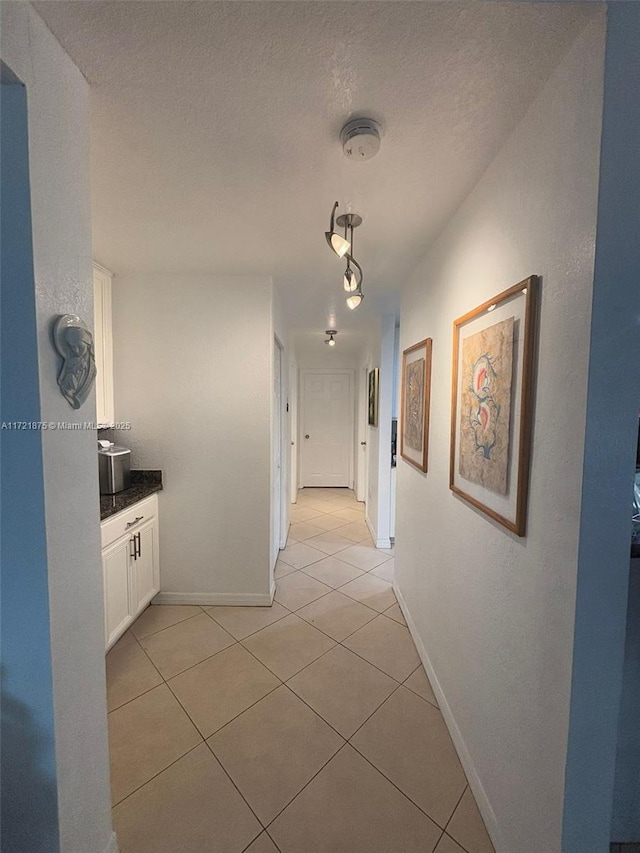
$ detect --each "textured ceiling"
[35,1,596,346]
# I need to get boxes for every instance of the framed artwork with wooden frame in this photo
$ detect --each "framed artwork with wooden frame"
[450,275,538,536]
[368,367,379,427]
[400,338,433,472]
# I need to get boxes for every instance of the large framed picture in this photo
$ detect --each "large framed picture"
[368,367,379,427]
[450,275,538,536]
[400,338,432,472]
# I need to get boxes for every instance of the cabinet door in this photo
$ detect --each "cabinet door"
[93,263,114,427]
[131,519,159,617]
[103,536,133,648]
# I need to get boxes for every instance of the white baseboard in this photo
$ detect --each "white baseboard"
[153,591,274,606]
[365,512,391,549]
[103,832,119,853]
[393,582,504,853]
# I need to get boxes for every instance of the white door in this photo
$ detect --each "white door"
[271,339,282,570]
[300,371,354,487]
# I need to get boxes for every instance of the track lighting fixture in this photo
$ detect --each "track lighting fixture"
[324,329,337,346]
[324,202,365,310]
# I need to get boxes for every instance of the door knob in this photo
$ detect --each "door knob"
[305,434,310,439]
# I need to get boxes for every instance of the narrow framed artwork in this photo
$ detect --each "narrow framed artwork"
[450,275,538,536]
[400,338,432,472]
[368,367,379,427]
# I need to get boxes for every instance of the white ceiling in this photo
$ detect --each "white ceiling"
[35,0,595,351]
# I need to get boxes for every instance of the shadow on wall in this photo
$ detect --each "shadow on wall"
[0,668,59,852]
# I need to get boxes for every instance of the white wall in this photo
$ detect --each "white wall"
[272,285,290,565]
[1,4,115,852]
[394,14,605,853]
[112,272,274,605]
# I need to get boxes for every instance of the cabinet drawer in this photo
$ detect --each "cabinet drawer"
[101,494,158,549]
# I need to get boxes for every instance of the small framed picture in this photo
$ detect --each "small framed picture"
[400,338,432,472]
[368,367,379,427]
[450,275,538,536]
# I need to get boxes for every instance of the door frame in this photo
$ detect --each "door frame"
[299,368,355,490]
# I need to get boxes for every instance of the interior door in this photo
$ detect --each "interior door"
[301,371,353,487]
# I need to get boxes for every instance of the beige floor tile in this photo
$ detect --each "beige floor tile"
[302,555,364,588]
[384,602,407,626]
[275,559,297,578]
[323,498,361,512]
[206,601,289,640]
[343,615,421,681]
[351,687,467,827]
[295,497,335,512]
[269,744,441,853]
[370,557,395,582]
[208,686,343,824]
[242,614,335,680]
[287,645,397,737]
[306,531,355,556]
[290,506,323,523]
[275,572,332,611]
[335,521,371,542]
[296,591,378,642]
[404,665,438,707]
[138,612,234,679]
[278,541,326,569]
[447,787,495,853]
[309,513,351,532]
[289,521,327,541]
[330,508,366,524]
[340,574,397,613]
[338,544,391,571]
[168,644,279,737]
[130,604,202,639]
[108,684,201,804]
[435,835,468,853]
[106,632,162,712]
[244,833,280,853]
[112,744,261,853]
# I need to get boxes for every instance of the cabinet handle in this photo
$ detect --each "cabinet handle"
[126,516,144,530]
[130,537,136,560]
[135,531,141,559]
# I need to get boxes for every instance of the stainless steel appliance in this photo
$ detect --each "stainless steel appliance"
[98,443,131,494]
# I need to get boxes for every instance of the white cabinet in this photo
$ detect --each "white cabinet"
[101,494,160,650]
[93,263,114,428]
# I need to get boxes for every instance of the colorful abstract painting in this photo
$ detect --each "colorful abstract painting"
[458,316,514,495]
[404,358,425,453]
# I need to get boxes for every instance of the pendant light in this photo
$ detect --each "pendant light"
[346,289,364,310]
[325,202,350,258]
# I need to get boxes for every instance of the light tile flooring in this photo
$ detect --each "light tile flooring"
[106,488,495,853]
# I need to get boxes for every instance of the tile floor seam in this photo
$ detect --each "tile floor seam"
[131,606,206,641]
[443,785,468,833]
[166,651,284,741]
[203,605,292,642]
[280,681,350,745]
[402,664,440,711]
[347,738,452,835]
[292,596,392,647]
[262,741,353,832]
[333,634,407,686]
[238,621,337,684]
[202,737,272,833]
[110,741,204,810]
[344,680,404,742]
[143,627,238,683]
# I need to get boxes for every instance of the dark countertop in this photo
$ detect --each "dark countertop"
[100,470,163,521]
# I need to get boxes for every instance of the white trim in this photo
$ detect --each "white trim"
[269,578,276,603]
[153,591,274,606]
[103,832,119,853]
[393,581,504,853]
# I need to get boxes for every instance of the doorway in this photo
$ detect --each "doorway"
[299,369,354,488]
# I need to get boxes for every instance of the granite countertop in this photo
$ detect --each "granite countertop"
[100,470,163,521]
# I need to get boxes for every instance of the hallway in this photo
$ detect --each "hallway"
[106,489,494,853]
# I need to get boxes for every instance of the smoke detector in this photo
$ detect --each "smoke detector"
[340,118,381,162]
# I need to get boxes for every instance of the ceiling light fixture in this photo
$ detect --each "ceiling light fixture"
[346,290,363,311]
[324,329,338,346]
[325,202,351,258]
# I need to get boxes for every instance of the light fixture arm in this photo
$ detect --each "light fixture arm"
[346,254,363,289]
